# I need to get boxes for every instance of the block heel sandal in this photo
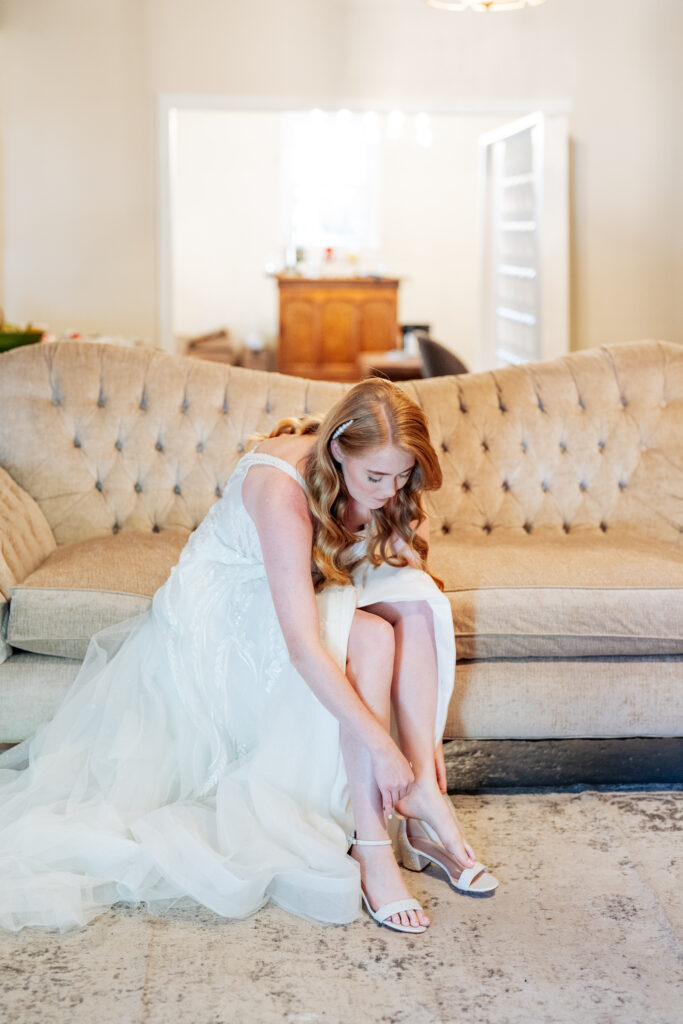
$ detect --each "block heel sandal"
[397,818,499,897]
[347,833,428,934]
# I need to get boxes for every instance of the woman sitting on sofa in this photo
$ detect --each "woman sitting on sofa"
[0,377,498,936]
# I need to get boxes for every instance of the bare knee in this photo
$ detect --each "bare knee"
[366,599,432,629]
[346,609,395,683]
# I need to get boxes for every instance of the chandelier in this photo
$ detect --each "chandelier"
[426,1,548,11]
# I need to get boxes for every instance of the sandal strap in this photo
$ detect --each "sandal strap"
[374,897,423,922]
[454,861,488,889]
[347,834,392,846]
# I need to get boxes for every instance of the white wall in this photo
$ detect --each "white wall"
[0,0,681,354]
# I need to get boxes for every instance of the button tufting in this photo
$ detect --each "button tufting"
[441,442,448,453]
[523,521,532,533]
[73,437,81,448]
[97,394,106,408]
[537,398,545,412]
[481,439,489,452]
[215,485,222,498]
[459,401,468,414]
[237,442,245,453]
[112,523,120,534]
[115,439,123,451]
[461,480,470,492]
[619,479,627,490]
[196,441,205,453]
[482,523,492,534]
[559,441,567,452]
[152,524,160,533]
[541,480,549,491]
[441,524,450,535]
[502,480,510,491]
[181,397,190,412]
[173,484,181,495]
[598,439,606,451]
[520,440,528,452]
[579,481,588,491]
[95,480,103,491]
[620,395,628,407]
[562,522,570,533]
[155,440,164,452]
[52,395,62,406]
[134,482,142,493]
[600,521,608,532]
[578,397,586,410]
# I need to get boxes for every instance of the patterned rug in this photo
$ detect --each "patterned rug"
[1,788,681,1024]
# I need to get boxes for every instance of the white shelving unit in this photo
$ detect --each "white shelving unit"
[477,112,569,371]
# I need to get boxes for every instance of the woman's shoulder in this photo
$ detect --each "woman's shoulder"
[250,434,316,478]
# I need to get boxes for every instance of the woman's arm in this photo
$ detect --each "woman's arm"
[242,466,414,812]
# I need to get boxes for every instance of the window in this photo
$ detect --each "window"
[282,110,380,254]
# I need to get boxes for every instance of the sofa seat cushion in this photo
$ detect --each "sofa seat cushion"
[431,527,683,659]
[8,528,190,659]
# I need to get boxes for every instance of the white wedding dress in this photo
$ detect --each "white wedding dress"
[0,452,455,932]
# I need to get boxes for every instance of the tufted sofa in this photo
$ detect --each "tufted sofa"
[1,338,682,746]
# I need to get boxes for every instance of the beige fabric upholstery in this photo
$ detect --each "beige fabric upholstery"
[444,654,683,739]
[9,529,189,658]
[0,465,56,600]
[0,651,81,744]
[401,339,683,547]
[0,343,345,546]
[431,528,683,658]
[0,465,57,664]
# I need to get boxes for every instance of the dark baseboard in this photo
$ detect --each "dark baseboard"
[443,737,683,793]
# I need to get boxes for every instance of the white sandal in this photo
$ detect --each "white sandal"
[397,818,499,897]
[347,833,428,934]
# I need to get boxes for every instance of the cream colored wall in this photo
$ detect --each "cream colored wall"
[0,0,681,353]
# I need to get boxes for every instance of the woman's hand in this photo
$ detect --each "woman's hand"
[435,740,448,794]
[370,735,415,818]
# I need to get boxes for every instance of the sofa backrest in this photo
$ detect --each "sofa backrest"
[0,342,346,545]
[0,338,681,546]
[408,338,683,545]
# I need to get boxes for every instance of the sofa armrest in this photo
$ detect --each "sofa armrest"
[0,465,56,602]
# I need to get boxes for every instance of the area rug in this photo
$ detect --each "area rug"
[1,788,681,1024]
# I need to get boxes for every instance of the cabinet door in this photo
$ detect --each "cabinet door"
[279,299,319,369]
[320,300,359,367]
[360,299,397,352]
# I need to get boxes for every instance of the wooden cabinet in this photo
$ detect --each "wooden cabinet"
[276,275,400,381]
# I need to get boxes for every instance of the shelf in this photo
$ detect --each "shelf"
[497,264,537,279]
[500,172,536,188]
[499,221,537,232]
[496,306,537,326]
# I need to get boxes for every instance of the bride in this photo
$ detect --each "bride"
[0,376,497,935]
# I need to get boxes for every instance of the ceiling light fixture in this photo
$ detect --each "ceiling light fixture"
[426,1,547,11]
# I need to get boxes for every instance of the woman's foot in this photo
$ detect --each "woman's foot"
[350,837,430,930]
[394,779,476,869]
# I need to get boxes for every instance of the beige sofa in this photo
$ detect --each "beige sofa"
[1,338,682,747]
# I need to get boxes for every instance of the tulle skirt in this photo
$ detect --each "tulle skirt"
[0,556,454,933]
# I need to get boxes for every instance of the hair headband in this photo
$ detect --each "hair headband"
[331,418,354,441]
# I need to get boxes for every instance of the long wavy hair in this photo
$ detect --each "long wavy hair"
[253,378,443,592]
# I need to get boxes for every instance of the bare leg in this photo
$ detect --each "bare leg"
[363,600,476,866]
[342,609,430,930]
